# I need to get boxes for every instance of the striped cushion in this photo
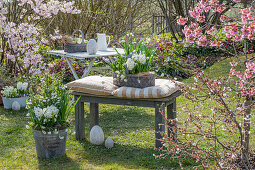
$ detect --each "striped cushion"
[66,76,118,95]
[112,79,180,99]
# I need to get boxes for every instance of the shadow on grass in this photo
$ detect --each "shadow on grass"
[77,138,194,169]
[0,107,31,157]
[37,156,80,170]
[74,105,193,169]
[92,104,155,128]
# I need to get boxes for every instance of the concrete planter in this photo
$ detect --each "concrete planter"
[33,129,67,159]
[2,96,28,109]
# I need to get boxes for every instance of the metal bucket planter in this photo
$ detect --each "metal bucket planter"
[113,72,156,88]
[2,96,28,109]
[33,129,67,159]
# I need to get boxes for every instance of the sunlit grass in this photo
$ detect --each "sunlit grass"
[0,56,254,169]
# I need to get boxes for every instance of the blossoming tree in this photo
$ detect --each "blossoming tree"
[0,0,80,75]
[155,0,255,169]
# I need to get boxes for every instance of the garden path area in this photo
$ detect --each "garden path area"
[1,57,254,169]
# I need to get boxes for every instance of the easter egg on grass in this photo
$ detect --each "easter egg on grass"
[105,137,114,149]
[90,125,104,145]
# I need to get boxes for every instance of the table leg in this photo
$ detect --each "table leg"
[82,58,96,78]
[65,57,79,80]
[75,96,85,140]
[167,99,177,141]
[155,103,165,148]
[90,103,99,129]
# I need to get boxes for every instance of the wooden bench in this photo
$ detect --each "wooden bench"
[71,90,182,148]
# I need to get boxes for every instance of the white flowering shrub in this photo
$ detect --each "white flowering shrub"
[110,34,155,77]
[26,74,78,131]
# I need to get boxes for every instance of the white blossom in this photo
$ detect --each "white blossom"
[120,74,125,80]
[132,54,139,61]
[2,86,18,98]
[44,105,59,119]
[34,105,59,120]
[17,82,28,92]
[126,58,135,70]
[138,54,146,64]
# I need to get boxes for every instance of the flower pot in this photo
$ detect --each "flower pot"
[33,129,67,159]
[2,96,28,109]
[113,72,156,88]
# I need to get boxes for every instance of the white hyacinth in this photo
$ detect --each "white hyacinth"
[34,107,45,120]
[138,54,146,64]
[120,74,125,80]
[126,58,135,70]
[132,54,139,61]
[34,105,59,120]
[2,86,18,98]
[17,82,28,91]
[44,105,59,119]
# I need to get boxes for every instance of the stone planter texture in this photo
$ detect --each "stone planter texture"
[33,129,67,159]
[2,96,28,109]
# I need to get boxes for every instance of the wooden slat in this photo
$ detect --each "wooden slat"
[167,99,177,141]
[90,103,99,129]
[75,96,85,140]
[155,102,165,148]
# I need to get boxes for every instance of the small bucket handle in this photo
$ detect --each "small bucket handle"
[72,30,85,44]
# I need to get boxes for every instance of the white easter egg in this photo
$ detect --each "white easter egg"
[12,101,20,111]
[87,39,98,55]
[105,137,114,149]
[90,125,104,145]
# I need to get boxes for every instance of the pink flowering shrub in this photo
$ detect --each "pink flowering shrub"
[155,0,255,169]
[155,59,254,169]
[147,34,224,78]
[0,0,80,75]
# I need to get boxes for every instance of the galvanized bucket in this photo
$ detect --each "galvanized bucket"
[33,129,67,159]
[2,96,28,109]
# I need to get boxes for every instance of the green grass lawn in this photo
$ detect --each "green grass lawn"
[0,57,254,169]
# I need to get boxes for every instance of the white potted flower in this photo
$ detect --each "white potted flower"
[110,34,155,88]
[26,74,79,158]
[1,82,29,109]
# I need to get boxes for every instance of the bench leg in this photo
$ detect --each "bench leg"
[155,103,165,148]
[75,96,85,140]
[90,103,99,129]
[167,99,177,141]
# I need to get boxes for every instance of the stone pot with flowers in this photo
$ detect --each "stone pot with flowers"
[26,74,79,159]
[1,82,29,109]
[110,34,155,88]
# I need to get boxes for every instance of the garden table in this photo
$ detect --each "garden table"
[71,90,182,148]
[49,48,125,79]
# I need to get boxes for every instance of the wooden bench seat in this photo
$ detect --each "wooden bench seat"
[71,90,182,148]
